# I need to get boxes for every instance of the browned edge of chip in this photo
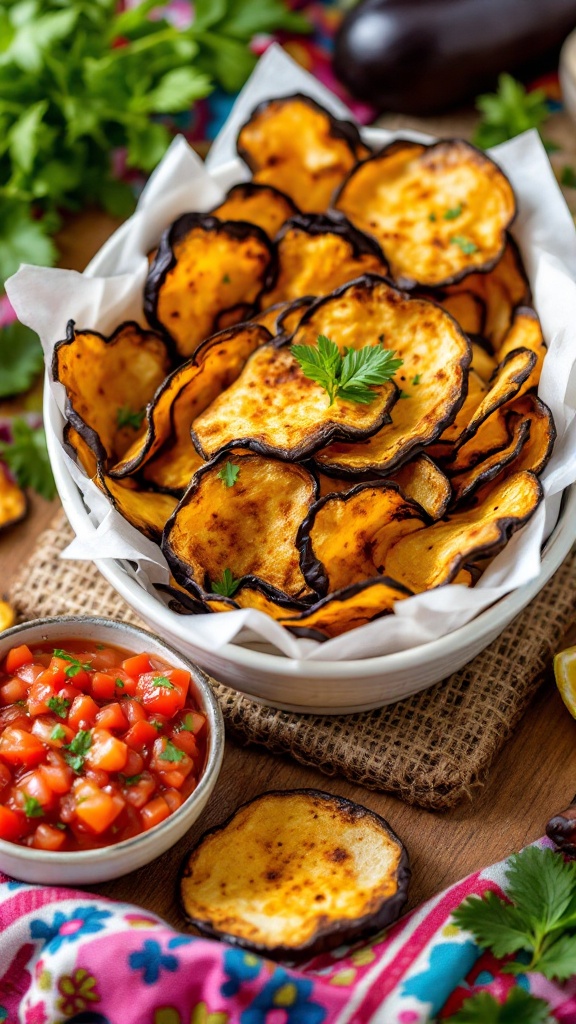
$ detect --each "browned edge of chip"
[453,345,537,452]
[156,579,310,616]
[209,181,299,226]
[179,788,410,960]
[144,213,277,353]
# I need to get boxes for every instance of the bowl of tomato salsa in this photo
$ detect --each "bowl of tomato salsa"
[0,617,224,883]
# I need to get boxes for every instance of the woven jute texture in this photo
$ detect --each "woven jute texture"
[8,509,576,810]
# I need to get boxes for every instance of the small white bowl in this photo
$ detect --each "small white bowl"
[0,616,224,884]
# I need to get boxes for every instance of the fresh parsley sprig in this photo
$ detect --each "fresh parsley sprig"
[473,73,549,149]
[453,846,576,980]
[64,730,92,773]
[291,334,403,406]
[217,461,240,488]
[444,988,553,1023]
[0,322,43,399]
[211,568,242,598]
[117,406,146,430]
[0,418,56,500]
[53,650,92,678]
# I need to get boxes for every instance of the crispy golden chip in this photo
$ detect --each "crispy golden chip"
[260,213,387,309]
[435,369,486,449]
[110,324,271,492]
[496,306,546,390]
[53,320,171,466]
[432,290,486,335]
[298,483,426,595]
[455,347,537,449]
[334,139,516,288]
[144,214,275,358]
[452,568,473,586]
[447,406,512,473]
[211,182,298,239]
[470,340,498,383]
[237,94,368,214]
[63,423,98,479]
[180,790,409,958]
[0,464,27,532]
[390,454,452,520]
[162,452,318,600]
[252,296,316,337]
[252,301,294,334]
[280,577,413,640]
[203,584,308,620]
[97,472,177,541]
[497,393,556,476]
[192,332,398,463]
[384,470,542,592]
[303,277,470,475]
[446,236,530,346]
[449,417,531,506]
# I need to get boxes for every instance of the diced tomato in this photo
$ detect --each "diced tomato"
[89,646,125,671]
[41,660,67,690]
[0,763,10,792]
[27,677,57,717]
[123,720,158,752]
[15,662,44,685]
[67,694,99,731]
[0,706,30,731]
[122,653,152,679]
[16,769,55,808]
[57,684,82,705]
[4,645,33,675]
[136,669,190,717]
[85,768,109,789]
[31,716,74,748]
[32,823,66,851]
[159,769,188,789]
[85,729,128,773]
[39,762,73,795]
[120,697,146,726]
[140,795,170,831]
[73,779,125,834]
[0,805,25,842]
[177,711,207,738]
[163,788,183,812]
[0,676,29,705]
[122,771,155,808]
[50,656,91,692]
[113,670,137,697]
[0,728,46,768]
[150,736,193,778]
[170,729,199,759]
[95,702,128,732]
[124,749,144,776]
[90,672,116,700]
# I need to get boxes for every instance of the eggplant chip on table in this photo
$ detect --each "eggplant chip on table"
[180,790,409,959]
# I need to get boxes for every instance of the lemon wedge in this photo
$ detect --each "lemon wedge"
[554,645,576,717]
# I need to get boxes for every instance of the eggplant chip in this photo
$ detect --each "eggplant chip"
[97,472,177,542]
[162,452,318,600]
[435,369,486,451]
[260,213,387,309]
[111,324,271,493]
[449,417,531,506]
[202,583,308,620]
[496,393,556,476]
[390,455,451,520]
[192,334,398,463]
[63,423,98,479]
[0,464,27,532]
[53,320,171,466]
[144,214,275,359]
[237,94,368,214]
[298,482,426,596]
[211,182,298,239]
[303,277,470,475]
[334,139,516,288]
[447,406,512,473]
[180,789,409,958]
[455,347,537,450]
[281,577,413,640]
[384,471,542,592]
[470,340,497,383]
[253,296,315,338]
[433,290,486,335]
[495,307,546,389]
[446,236,530,346]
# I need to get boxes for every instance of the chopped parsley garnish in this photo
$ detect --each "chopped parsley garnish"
[561,165,576,189]
[50,724,66,742]
[64,730,92,773]
[443,204,463,220]
[53,649,92,678]
[115,678,125,689]
[450,235,478,255]
[211,568,242,598]
[291,333,403,406]
[178,713,196,733]
[152,676,175,689]
[222,273,231,284]
[23,795,44,818]
[116,406,146,430]
[150,720,164,732]
[399,391,411,399]
[161,739,185,763]
[122,774,142,786]
[217,461,240,488]
[428,212,437,222]
[411,374,422,386]
[47,696,70,719]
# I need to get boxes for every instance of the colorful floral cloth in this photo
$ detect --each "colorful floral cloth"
[1,838,576,1023]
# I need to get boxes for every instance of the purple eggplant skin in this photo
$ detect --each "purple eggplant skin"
[334,0,576,114]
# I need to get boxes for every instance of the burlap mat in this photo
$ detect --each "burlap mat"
[7,509,576,810]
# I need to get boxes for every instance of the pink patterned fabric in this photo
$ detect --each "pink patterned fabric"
[1,839,576,1023]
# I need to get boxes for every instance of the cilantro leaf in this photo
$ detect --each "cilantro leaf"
[47,696,70,719]
[178,713,196,733]
[473,73,549,149]
[412,374,422,386]
[453,890,531,958]
[217,461,240,488]
[23,794,44,819]
[64,729,92,773]
[50,724,66,742]
[450,235,478,255]
[116,406,145,430]
[291,334,403,406]
[0,321,44,398]
[0,198,57,282]
[561,166,576,189]
[533,932,576,982]
[122,774,142,786]
[445,988,552,1024]
[161,739,185,763]
[152,675,175,690]
[443,204,463,220]
[211,568,242,598]
[53,649,92,678]
[0,418,56,499]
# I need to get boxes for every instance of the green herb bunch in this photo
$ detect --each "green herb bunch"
[0,0,308,283]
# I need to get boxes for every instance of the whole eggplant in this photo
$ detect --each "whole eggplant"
[334,0,576,114]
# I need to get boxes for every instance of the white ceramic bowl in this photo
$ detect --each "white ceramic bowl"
[0,616,224,884]
[46,393,576,714]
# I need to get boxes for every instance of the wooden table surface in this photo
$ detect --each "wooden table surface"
[2,110,576,931]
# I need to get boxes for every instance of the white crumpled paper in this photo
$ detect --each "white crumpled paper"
[7,46,576,662]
